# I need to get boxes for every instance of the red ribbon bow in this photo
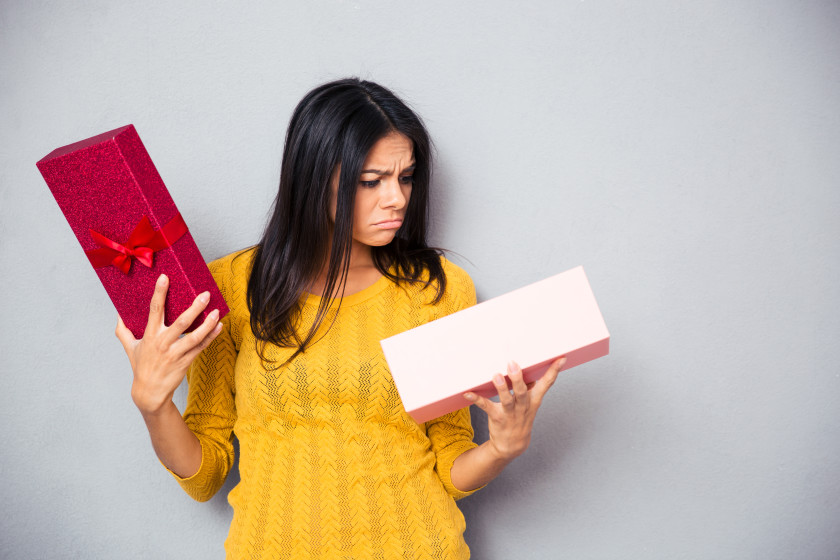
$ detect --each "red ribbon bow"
[85,213,188,274]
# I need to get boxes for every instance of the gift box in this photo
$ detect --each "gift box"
[380,266,609,423]
[36,124,228,339]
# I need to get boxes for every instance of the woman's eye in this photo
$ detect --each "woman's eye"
[399,175,414,185]
[359,180,380,188]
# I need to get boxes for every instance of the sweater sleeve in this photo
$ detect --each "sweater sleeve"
[168,255,239,502]
[426,258,483,500]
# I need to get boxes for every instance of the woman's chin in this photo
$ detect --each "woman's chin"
[358,231,400,248]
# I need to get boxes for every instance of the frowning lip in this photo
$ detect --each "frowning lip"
[374,219,403,229]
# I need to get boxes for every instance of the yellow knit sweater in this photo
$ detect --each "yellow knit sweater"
[171,248,481,559]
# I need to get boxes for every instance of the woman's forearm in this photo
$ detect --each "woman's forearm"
[115,277,222,480]
[139,400,202,479]
[449,441,516,492]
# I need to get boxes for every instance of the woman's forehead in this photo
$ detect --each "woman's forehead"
[362,133,414,172]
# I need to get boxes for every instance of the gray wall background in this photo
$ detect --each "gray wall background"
[2,1,838,558]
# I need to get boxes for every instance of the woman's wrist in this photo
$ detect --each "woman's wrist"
[483,440,520,468]
[486,436,529,463]
[450,441,518,492]
[132,384,175,418]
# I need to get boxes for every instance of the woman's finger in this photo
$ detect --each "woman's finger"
[493,373,514,409]
[145,275,169,336]
[114,316,136,354]
[171,308,221,356]
[532,356,566,403]
[181,321,224,365]
[463,392,494,415]
[507,361,529,407]
[160,291,212,347]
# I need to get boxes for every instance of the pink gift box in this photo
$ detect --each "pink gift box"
[380,266,610,423]
[36,125,228,339]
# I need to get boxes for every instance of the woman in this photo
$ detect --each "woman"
[116,78,564,559]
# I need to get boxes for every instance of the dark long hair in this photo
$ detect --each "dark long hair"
[246,78,446,366]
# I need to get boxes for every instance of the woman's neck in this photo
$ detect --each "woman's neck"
[308,241,381,298]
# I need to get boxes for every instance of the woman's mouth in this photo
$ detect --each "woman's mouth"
[374,220,403,229]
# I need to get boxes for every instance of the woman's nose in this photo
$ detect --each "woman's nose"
[380,179,406,209]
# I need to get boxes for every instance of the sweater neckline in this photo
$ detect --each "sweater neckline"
[301,273,391,308]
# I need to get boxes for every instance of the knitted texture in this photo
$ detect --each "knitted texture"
[171,248,481,559]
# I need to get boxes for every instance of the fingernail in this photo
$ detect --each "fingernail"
[199,292,210,303]
[210,309,219,319]
[157,275,167,286]
[494,374,505,385]
[463,393,475,401]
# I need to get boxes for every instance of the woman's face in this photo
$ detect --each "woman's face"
[330,132,415,254]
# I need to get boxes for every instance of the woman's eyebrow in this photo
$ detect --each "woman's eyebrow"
[360,163,416,175]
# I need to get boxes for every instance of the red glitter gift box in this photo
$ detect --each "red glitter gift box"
[37,124,229,339]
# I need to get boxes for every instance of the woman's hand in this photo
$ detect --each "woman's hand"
[115,274,223,416]
[450,357,566,492]
[464,357,566,461]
